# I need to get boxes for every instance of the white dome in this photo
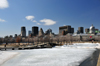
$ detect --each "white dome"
[89,24,95,33]
[90,25,95,30]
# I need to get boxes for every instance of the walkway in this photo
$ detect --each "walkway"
[97,49,100,66]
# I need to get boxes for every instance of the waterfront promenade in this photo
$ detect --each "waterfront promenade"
[97,49,100,66]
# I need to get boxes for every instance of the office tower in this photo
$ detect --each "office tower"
[62,30,66,35]
[39,28,44,36]
[14,34,17,38]
[85,28,89,34]
[78,27,84,33]
[28,30,32,36]
[32,26,38,36]
[45,29,52,35]
[71,28,74,33]
[59,25,74,35]
[9,35,13,38]
[21,26,26,37]
[76,30,80,34]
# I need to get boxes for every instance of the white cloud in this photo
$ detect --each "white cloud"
[25,16,35,21]
[40,19,56,25]
[37,23,41,25]
[0,18,6,22]
[33,20,37,22]
[0,0,9,9]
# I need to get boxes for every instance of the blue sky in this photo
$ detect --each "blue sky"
[0,0,100,37]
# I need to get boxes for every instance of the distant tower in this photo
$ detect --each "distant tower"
[78,27,84,33]
[62,30,65,35]
[9,35,13,38]
[21,26,26,37]
[85,28,89,34]
[59,25,72,35]
[32,26,38,36]
[39,28,44,36]
[90,24,95,34]
[71,28,74,33]
[28,30,32,36]
[45,29,52,35]
[14,34,17,38]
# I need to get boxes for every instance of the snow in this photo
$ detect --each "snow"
[0,51,18,65]
[72,34,88,36]
[97,33,100,35]
[0,43,100,66]
[55,43,100,49]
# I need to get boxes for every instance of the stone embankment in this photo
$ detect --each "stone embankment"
[79,49,99,66]
[0,43,53,51]
[96,49,100,66]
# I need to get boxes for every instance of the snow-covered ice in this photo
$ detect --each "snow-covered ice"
[55,43,100,49]
[0,51,18,65]
[0,43,100,66]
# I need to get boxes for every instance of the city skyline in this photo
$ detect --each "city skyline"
[0,0,100,37]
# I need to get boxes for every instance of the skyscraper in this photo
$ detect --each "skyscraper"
[28,30,32,36]
[59,25,74,35]
[32,26,38,36]
[39,28,44,36]
[71,28,74,33]
[14,34,17,38]
[21,26,26,37]
[45,29,52,35]
[62,30,66,35]
[85,28,89,34]
[78,27,84,33]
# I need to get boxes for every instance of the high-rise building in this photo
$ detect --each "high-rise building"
[28,30,32,36]
[85,28,89,34]
[21,26,26,37]
[76,30,80,34]
[39,28,44,36]
[14,34,17,38]
[9,35,13,38]
[32,26,38,36]
[62,30,66,35]
[59,25,74,35]
[45,29,52,35]
[71,28,74,33]
[78,27,84,33]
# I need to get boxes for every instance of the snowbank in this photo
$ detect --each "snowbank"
[72,34,88,36]
[55,43,100,49]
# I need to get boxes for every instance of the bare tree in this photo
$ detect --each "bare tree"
[16,37,21,45]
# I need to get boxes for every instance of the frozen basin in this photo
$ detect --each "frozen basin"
[0,43,100,66]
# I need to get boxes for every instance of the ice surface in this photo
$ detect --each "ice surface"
[1,43,100,66]
[0,51,18,65]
